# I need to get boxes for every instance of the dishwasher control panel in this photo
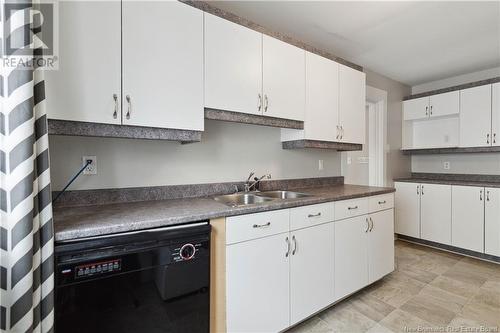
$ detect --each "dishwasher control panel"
[74,259,122,279]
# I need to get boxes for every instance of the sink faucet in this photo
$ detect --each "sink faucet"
[244,173,271,192]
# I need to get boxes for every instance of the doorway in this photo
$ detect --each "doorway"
[342,86,387,186]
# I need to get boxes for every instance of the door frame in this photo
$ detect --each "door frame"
[366,85,388,187]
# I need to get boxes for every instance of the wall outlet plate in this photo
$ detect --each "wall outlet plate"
[443,161,450,170]
[318,160,324,171]
[82,156,97,175]
[347,157,352,165]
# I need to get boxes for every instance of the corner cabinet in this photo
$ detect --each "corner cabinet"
[46,1,204,131]
[224,194,394,332]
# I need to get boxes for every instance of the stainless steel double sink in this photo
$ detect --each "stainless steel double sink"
[213,190,312,207]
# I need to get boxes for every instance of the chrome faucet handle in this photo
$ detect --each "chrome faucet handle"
[246,172,255,182]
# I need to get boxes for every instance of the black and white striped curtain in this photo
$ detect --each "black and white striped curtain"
[0,0,55,332]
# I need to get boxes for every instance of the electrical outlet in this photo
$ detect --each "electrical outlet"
[443,161,450,170]
[347,156,352,165]
[318,160,324,171]
[82,156,97,175]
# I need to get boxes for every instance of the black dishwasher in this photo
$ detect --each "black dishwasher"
[55,222,210,333]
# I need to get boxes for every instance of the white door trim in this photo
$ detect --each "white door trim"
[366,85,388,187]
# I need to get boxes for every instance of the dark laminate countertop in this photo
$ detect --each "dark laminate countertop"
[54,184,395,242]
[394,178,500,188]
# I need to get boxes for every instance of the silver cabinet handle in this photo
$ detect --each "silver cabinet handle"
[253,222,271,228]
[494,133,497,144]
[378,200,386,205]
[421,185,424,195]
[340,126,344,140]
[264,94,269,112]
[369,217,374,232]
[113,94,118,119]
[487,133,490,144]
[348,205,358,210]
[336,125,340,140]
[487,191,490,201]
[430,105,433,116]
[480,190,483,201]
[258,94,262,112]
[365,218,370,232]
[285,237,290,257]
[307,212,321,218]
[417,185,420,195]
[425,106,429,116]
[126,95,131,120]
[292,235,297,255]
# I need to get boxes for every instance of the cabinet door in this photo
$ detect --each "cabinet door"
[262,35,305,121]
[429,91,459,117]
[460,85,492,147]
[368,209,395,283]
[485,188,500,256]
[226,234,290,333]
[403,97,429,121]
[122,2,203,131]
[339,64,366,144]
[304,52,339,141]
[45,1,121,124]
[290,223,334,325]
[205,13,262,115]
[421,184,452,245]
[492,83,500,147]
[394,182,421,238]
[334,216,368,301]
[451,186,484,252]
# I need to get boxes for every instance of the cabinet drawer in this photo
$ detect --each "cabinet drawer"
[335,198,368,220]
[226,210,290,244]
[369,193,394,213]
[290,202,335,230]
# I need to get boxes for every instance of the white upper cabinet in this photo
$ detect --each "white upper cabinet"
[262,36,305,121]
[122,1,203,131]
[451,186,484,253]
[204,13,263,115]
[492,83,500,146]
[339,64,366,144]
[485,187,500,257]
[429,91,459,117]
[460,85,492,147]
[404,97,429,121]
[303,52,339,141]
[420,184,452,245]
[45,1,121,124]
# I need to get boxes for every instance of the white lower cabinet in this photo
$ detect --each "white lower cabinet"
[394,182,421,238]
[290,223,334,325]
[226,233,290,333]
[485,187,500,256]
[451,186,485,252]
[368,209,395,282]
[334,216,369,301]
[226,198,394,333]
[420,184,452,245]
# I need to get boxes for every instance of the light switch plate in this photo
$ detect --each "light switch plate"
[318,160,324,171]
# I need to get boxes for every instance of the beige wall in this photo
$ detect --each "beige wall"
[342,69,412,186]
[49,120,342,191]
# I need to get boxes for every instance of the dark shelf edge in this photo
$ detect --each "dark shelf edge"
[48,119,202,143]
[401,146,500,155]
[205,108,304,130]
[282,140,362,151]
[404,77,500,101]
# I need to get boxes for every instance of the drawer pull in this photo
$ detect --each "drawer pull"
[348,206,359,210]
[378,200,387,205]
[307,212,322,218]
[253,222,271,228]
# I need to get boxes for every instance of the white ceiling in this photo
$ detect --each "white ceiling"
[209,1,500,86]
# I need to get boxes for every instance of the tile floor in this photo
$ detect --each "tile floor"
[288,240,500,333]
